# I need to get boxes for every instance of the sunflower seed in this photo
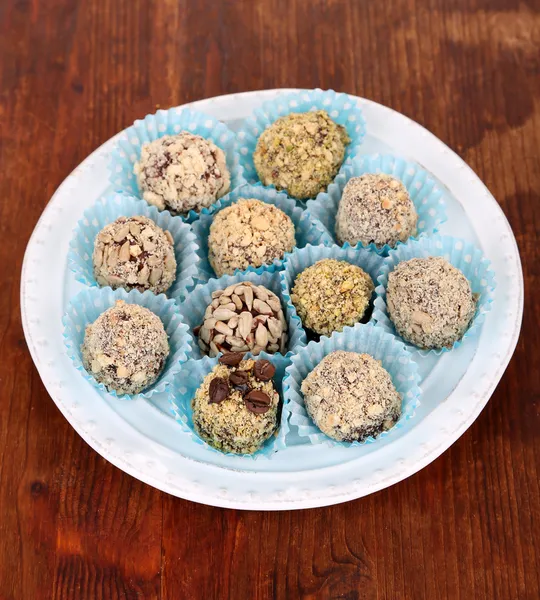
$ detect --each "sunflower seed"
[238,312,253,339]
[231,294,243,310]
[255,323,268,347]
[149,268,163,285]
[212,290,223,299]
[244,286,254,311]
[215,321,234,336]
[113,224,130,242]
[254,286,269,301]
[253,299,272,315]
[94,248,103,268]
[200,326,212,344]
[137,265,150,284]
[267,317,282,339]
[213,308,237,321]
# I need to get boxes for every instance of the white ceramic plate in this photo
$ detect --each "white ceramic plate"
[21,90,523,510]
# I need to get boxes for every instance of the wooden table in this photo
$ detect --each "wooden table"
[2,0,538,598]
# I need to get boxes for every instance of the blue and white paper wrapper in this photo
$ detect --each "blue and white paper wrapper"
[373,234,496,356]
[236,89,366,196]
[108,107,245,223]
[63,287,191,400]
[283,324,421,447]
[169,353,291,458]
[307,153,448,255]
[191,184,332,284]
[68,192,200,300]
[280,244,384,336]
[178,270,307,360]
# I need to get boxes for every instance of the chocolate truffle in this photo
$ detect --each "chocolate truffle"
[335,174,417,248]
[93,216,176,294]
[196,281,288,357]
[192,357,280,454]
[290,259,374,336]
[253,110,350,200]
[386,256,477,349]
[81,300,169,395]
[301,350,401,442]
[134,132,230,214]
[208,199,295,277]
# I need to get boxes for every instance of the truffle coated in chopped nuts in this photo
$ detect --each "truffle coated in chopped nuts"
[253,110,350,200]
[336,174,417,249]
[133,132,230,214]
[81,300,170,395]
[192,359,280,454]
[208,199,295,277]
[386,256,477,349]
[290,259,374,336]
[93,215,177,294]
[301,351,401,442]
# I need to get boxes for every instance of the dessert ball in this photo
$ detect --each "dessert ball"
[93,216,176,294]
[208,199,295,277]
[81,300,169,395]
[253,110,350,200]
[336,174,417,248]
[192,354,280,454]
[196,281,288,357]
[290,259,374,336]
[386,256,477,349]
[134,132,230,214]
[301,350,401,442]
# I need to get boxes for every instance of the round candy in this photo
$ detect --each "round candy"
[335,174,417,248]
[134,132,230,214]
[253,110,350,200]
[386,256,477,349]
[93,215,176,294]
[81,300,169,395]
[290,259,374,336]
[301,350,401,442]
[208,199,295,277]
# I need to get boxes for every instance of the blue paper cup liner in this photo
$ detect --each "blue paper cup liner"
[169,352,291,458]
[177,270,307,360]
[280,244,384,338]
[191,184,332,284]
[236,89,366,197]
[67,191,200,300]
[373,234,496,356]
[283,324,421,447]
[63,287,191,399]
[306,153,448,255]
[108,107,245,223]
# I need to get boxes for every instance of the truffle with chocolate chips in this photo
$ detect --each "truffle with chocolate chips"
[93,215,176,294]
[196,281,288,357]
[134,132,230,215]
[192,357,280,454]
[81,300,169,395]
[301,350,401,442]
[335,174,417,249]
[208,199,295,277]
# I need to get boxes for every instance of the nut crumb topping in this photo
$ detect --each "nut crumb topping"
[301,350,401,442]
[208,199,295,277]
[134,132,230,214]
[253,110,350,200]
[336,174,417,248]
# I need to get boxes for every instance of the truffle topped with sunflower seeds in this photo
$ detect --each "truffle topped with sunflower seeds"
[192,354,280,454]
[336,174,417,249]
[253,110,350,200]
[290,259,374,336]
[93,215,176,294]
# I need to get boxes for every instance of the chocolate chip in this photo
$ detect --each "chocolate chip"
[254,359,276,381]
[193,325,201,337]
[209,377,229,404]
[244,389,271,414]
[230,370,248,386]
[218,352,244,367]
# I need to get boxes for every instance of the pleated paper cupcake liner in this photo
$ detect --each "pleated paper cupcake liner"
[191,184,332,284]
[108,106,245,223]
[177,270,307,360]
[306,153,448,255]
[236,88,366,198]
[67,191,200,300]
[373,234,496,356]
[169,353,291,458]
[63,287,191,400]
[280,244,384,338]
[282,324,421,447]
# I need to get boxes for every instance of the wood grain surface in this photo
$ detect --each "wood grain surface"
[1,0,538,598]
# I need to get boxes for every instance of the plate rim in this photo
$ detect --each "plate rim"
[21,89,524,510]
